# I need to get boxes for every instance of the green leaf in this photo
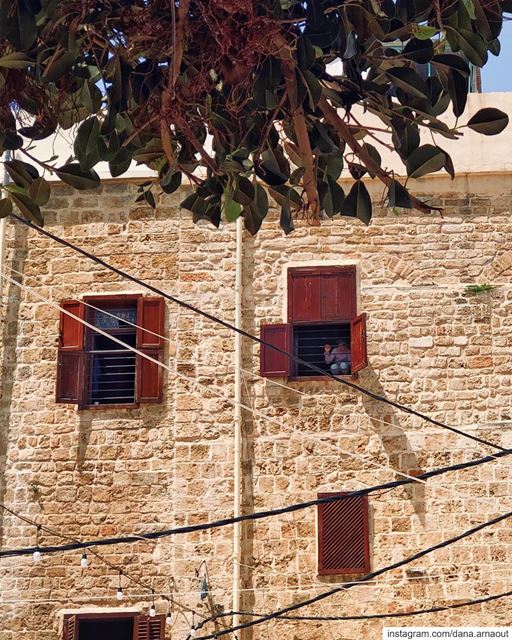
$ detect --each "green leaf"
[55,164,101,190]
[160,170,182,194]
[462,0,476,19]
[233,176,255,205]
[447,69,468,118]
[431,54,470,78]
[0,51,31,69]
[402,38,434,64]
[6,188,43,225]
[4,159,38,189]
[0,198,13,218]
[449,28,488,67]
[29,178,51,206]
[387,180,412,209]
[74,117,101,168]
[41,50,75,84]
[279,200,294,235]
[406,144,446,179]
[223,195,242,223]
[412,25,439,40]
[386,68,428,99]
[318,176,345,217]
[243,184,269,235]
[341,181,372,225]
[466,108,509,136]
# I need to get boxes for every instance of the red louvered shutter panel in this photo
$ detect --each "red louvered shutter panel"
[350,312,368,374]
[63,615,78,640]
[56,300,85,404]
[149,615,165,640]
[136,297,165,403]
[317,493,370,575]
[320,268,357,321]
[135,616,149,640]
[260,324,292,378]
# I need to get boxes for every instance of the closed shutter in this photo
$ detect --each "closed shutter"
[288,267,357,323]
[63,615,78,640]
[320,268,356,321]
[350,312,368,374]
[260,324,292,377]
[56,300,85,404]
[136,297,165,403]
[135,615,165,640]
[317,493,370,575]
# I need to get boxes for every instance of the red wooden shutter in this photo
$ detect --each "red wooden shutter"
[289,267,357,323]
[135,615,164,640]
[56,300,85,404]
[63,615,78,640]
[260,324,292,377]
[136,297,165,403]
[320,268,356,321]
[288,270,321,322]
[317,493,370,575]
[350,312,368,374]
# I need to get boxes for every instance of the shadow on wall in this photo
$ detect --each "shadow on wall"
[0,220,29,546]
[358,366,426,526]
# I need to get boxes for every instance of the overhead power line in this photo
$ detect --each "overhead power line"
[10,213,506,453]
[0,447,509,560]
[219,588,512,623]
[193,508,512,639]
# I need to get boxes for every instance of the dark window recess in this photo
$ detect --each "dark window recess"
[56,296,165,407]
[260,266,368,380]
[294,323,350,377]
[63,614,164,640]
[88,309,137,405]
[78,618,134,640]
[317,493,370,575]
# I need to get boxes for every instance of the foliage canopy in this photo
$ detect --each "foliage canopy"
[0,0,509,233]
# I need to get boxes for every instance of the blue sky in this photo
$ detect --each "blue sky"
[483,22,512,92]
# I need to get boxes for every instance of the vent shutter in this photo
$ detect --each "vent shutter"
[317,493,370,575]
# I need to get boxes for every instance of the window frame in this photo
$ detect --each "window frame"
[63,612,165,640]
[81,294,141,410]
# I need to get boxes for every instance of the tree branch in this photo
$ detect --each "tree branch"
[319,95,441,215]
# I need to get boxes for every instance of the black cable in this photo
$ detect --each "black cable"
[214,588,512,622]
[193,509,512,638]
[0,447,510,559]
[10,213,505,453]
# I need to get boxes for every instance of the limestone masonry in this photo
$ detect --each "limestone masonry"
[0,170,511,639]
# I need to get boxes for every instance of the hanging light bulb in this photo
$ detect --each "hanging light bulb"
[189,628,196,638]
[33,549,42,563]
[80,553,88,568]
[165,612,172,625]
[149,604,156,618]
[116,587,124,601]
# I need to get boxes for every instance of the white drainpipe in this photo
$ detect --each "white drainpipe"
[0,150,11,307]
[232,215,243,631]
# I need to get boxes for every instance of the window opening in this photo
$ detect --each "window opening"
[78,618,134,640]
[86,303,137,406]
[294,323,351,377]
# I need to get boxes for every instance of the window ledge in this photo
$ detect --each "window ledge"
[78,403,140,411]
[288,374,358,383]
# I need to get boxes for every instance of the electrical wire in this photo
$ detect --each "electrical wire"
[0,447,510,560]
[9,213,506,453]
[192,508,512,638]
[7,265,307,397]
[1,268,430,486]
[222,588,512,622]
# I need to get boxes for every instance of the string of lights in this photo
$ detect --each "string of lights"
[0,447,510,560]
[0,503,198,627]
[192,508,512,638]
[9,213,506,453]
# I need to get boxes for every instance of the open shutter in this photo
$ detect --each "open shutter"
[317,493,370,575]
[260,324,292,378]
[135,615,164,640]
[350,312,368,374]
[136,297,165,403]
[63,615,78,640]
[56,300,85,404]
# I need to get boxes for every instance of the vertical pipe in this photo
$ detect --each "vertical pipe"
[232,215,243,632]
[0,150,11,309]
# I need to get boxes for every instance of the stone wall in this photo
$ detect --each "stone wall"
[0,173,511,639]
